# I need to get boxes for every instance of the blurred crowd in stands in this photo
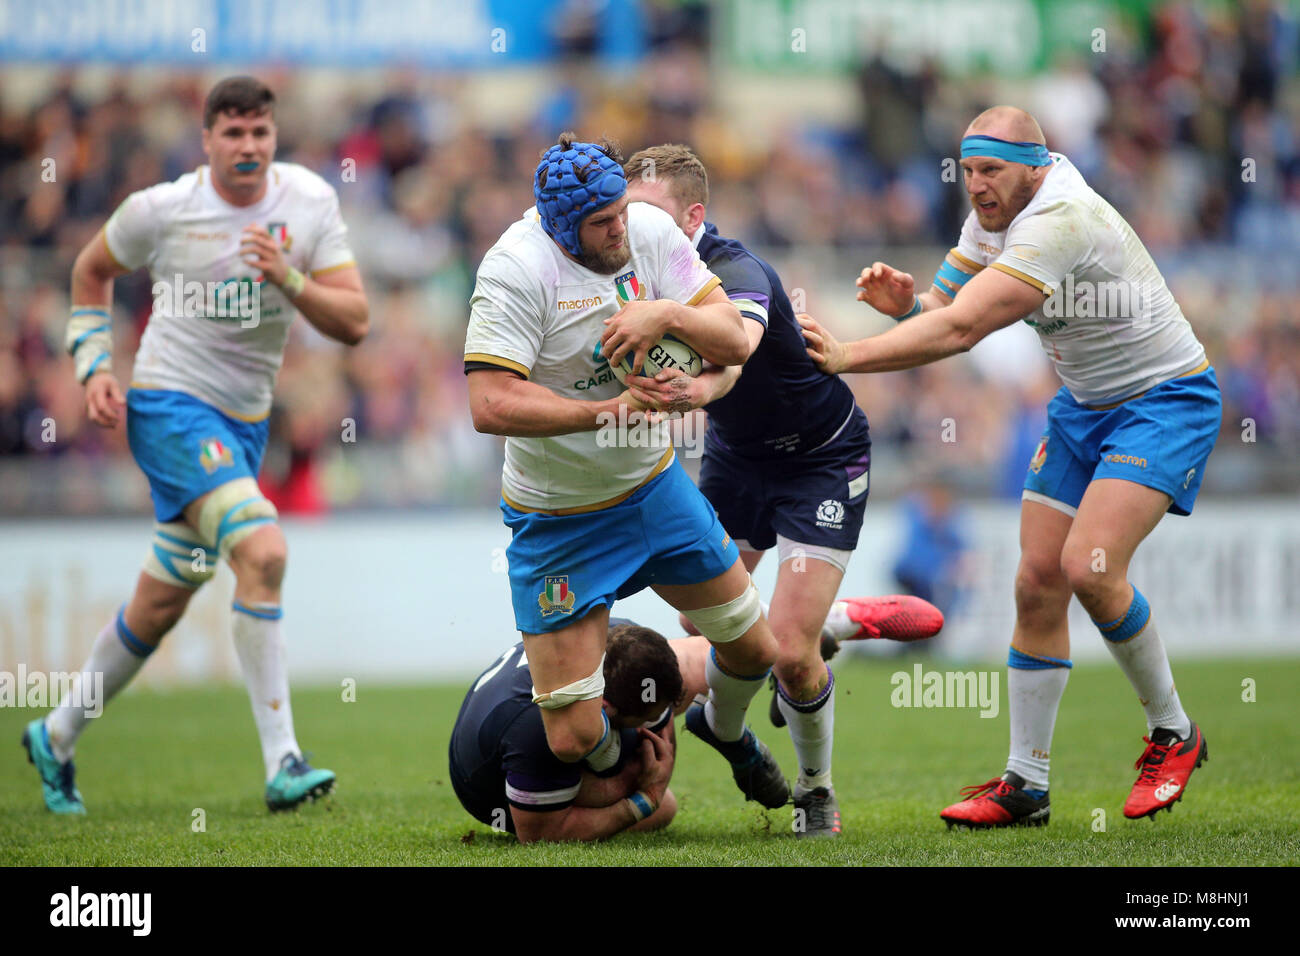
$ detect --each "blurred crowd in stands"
[1,0,1296,515]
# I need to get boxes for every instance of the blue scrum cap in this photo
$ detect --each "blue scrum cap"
[534,140,627,258]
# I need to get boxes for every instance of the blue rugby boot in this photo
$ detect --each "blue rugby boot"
[685,703,789,809]
[22,718,86,815]
[265,752,336,811]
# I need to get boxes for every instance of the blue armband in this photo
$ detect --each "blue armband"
[934,260,975,297]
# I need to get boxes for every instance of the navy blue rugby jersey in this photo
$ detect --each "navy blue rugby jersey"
[449,642,581,816]
[695,222,860,459]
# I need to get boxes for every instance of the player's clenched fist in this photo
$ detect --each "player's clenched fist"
[84,371,126,428]
[856,261,916,317]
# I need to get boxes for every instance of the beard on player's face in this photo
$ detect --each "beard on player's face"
[970,167,1036,232]
[577,232,631,274]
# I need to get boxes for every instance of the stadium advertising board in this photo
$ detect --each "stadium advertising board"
[0,0,646,65]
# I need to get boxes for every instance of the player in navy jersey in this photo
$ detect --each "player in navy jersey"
[454,612,942,842]
[622,145,940,837]
[450,620,682,843]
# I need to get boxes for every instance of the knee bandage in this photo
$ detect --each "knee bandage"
[197,478,279,561]
[682,578,763,644]
[143,521,217,589]
[532,654,606,710]
[776,535,852,574]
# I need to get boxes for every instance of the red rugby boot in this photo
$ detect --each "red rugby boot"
[940,771,1050,829]
[1123,722,1207,820]
[839,595,944,642]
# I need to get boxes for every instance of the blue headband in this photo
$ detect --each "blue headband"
[534,142,627,258]
[960,134,1052,167]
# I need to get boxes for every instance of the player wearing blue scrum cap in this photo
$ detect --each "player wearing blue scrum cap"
[464,133,789,814]
[800,107,1219,828]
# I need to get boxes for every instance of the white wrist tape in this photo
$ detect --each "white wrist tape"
[280,266,306,299]
[67,307,113,383]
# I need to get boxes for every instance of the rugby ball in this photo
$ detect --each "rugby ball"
[608,334,703,384]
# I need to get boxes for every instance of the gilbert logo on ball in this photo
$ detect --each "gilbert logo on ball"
[608,334,703,384]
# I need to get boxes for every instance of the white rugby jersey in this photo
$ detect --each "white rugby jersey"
[952,154,1206,406]
[104,162,356,421]
[465,201,721,512]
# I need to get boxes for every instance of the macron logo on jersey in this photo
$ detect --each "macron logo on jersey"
[559,296,603,311]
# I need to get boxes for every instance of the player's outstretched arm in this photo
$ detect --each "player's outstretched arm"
[468,368,645,437]
[240,225,369,345]
[602,285,747,372]
[69,228,132,427]
[512,729,674,843]
[801,266,1045,374]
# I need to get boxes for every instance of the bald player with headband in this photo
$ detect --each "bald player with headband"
[799,106,1220,828]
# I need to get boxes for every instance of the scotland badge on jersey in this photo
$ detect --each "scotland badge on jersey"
[614,270,644,305]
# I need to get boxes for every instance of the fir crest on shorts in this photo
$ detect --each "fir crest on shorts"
[538,575,577,616]
[198,438,234,474]
[1029,434,1048,474]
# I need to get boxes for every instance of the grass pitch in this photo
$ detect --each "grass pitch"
[2,656,1296,866]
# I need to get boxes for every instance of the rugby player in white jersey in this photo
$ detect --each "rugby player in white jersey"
[800,107,1220,826]
[465,134,788,815]
[23,77,368,814]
